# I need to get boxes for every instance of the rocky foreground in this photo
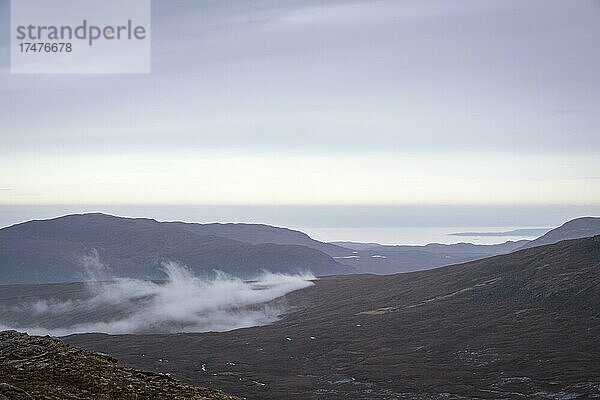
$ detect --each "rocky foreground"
[0,330,238,400]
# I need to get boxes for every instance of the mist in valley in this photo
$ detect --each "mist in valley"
[0,260,315,336]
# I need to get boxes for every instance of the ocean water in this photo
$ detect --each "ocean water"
[302,226,548,246]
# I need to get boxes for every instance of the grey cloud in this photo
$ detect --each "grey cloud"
[1,0,600,153]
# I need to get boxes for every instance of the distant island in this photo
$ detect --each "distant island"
[449,228,550,237]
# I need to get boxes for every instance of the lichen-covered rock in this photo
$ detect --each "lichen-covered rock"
[0,331,238,400]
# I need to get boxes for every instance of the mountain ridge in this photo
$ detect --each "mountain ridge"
[0,213,353,284]
[2,214,600,284]
[520,216,600,249]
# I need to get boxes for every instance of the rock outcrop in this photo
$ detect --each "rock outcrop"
[0,331,237,400]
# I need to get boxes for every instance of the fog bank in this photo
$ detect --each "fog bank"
[0,262,315,336]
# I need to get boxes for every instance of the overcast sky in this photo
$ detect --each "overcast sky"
[0,0,599,210]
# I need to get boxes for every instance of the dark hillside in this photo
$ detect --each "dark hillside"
[66,236,600,399]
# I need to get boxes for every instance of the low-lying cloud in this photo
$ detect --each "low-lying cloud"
[0,261,315,336]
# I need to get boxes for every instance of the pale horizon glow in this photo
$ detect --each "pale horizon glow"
[0,152,598,205]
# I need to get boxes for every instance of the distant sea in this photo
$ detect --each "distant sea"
[302,226,550,246]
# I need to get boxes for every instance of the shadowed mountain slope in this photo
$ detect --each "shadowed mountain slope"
[66,235,600,399]
[0,214,352,284]
[520,216,600,249]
